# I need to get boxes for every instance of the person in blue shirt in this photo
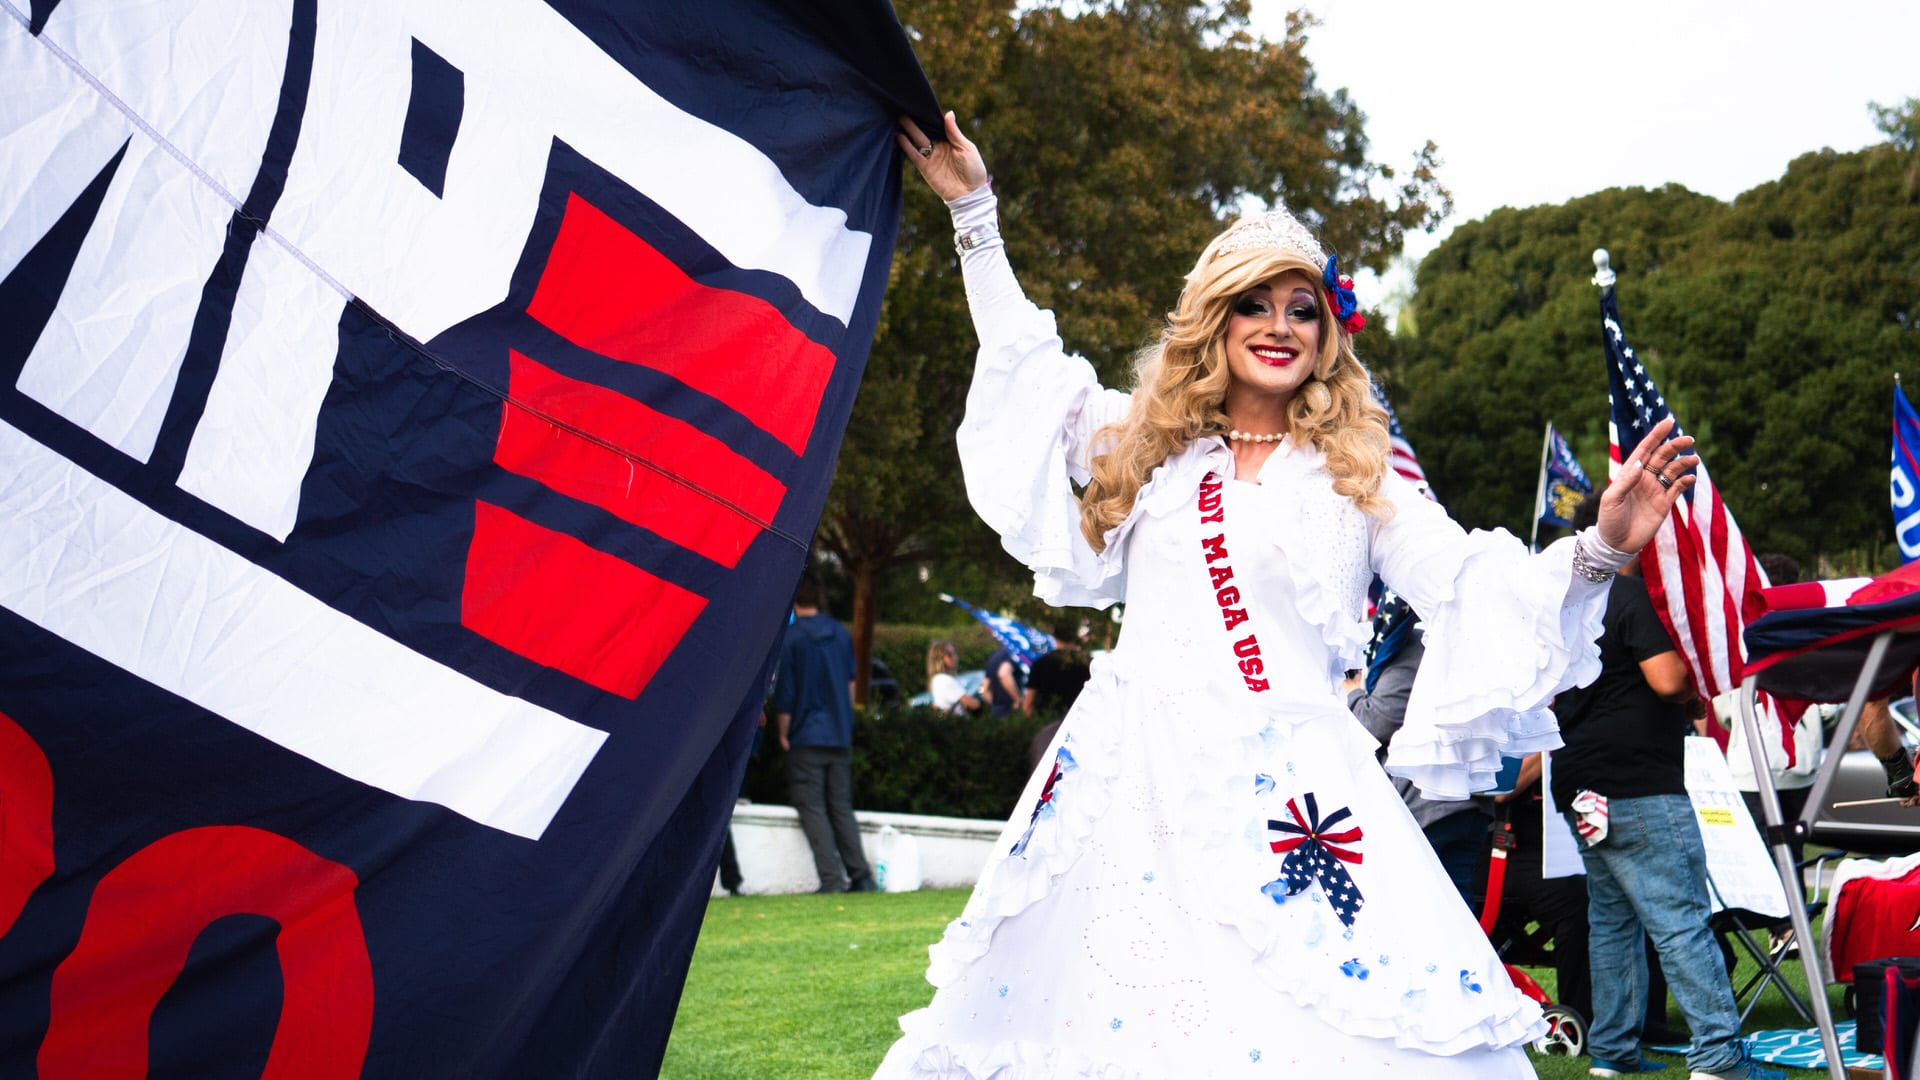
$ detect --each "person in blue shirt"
[770,578,876,893]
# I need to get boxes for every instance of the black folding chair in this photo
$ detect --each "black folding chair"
[1706,849,1845,1026]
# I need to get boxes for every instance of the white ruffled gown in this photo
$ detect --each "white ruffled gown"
[874,199,1610,1080]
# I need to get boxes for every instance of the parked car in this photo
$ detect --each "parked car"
[1811,696,1920,854]
[908,669,986,711]
[868,658,902,710]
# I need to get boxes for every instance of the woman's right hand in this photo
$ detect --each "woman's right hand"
[897,111,990,202]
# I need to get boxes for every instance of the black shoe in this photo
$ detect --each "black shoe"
[848,873,880,893]
[814,883,848,894]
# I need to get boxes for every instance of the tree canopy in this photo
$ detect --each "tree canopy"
[1383,114,1920,571]
[819,0,1448,695]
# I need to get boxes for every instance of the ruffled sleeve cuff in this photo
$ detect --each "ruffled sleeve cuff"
[1371,480,1610,799]
[949,188,1133,607]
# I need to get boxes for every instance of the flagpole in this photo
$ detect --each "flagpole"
[1529,421,1551,553]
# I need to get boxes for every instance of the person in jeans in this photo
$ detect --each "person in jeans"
[1550,493,1776,1080]
[771,578,876,894]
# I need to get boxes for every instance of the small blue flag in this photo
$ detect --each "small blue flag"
[1891,383,1920,563]
[1534,423,1594,529]
[939,594,1058,673]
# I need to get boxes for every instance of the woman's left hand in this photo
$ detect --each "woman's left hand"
[1596,416,1699,553]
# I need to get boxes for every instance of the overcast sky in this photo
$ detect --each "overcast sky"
[1249,0,1920,300]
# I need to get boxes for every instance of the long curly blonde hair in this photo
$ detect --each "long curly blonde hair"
[1079,240,1393,552]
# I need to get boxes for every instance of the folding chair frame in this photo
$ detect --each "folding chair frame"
[1735,628,1900,1080]
[1705,851,1842,1027]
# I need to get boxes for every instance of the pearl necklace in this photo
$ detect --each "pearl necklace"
[1227,430,1285,444]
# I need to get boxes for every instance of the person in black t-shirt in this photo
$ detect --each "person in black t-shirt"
[1550,493,1772,1080]
[983,647,1027,717]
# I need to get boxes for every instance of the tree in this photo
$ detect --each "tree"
[820,0,1448,700]
[1385,134,1920,570]
[1871,96,1920,201]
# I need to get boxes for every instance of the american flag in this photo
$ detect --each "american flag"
[1371,380,1432,497]
[1602,288,1766,704]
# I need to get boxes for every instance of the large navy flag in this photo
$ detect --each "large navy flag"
[1892,381,1920,563]
[0,2,935,1075]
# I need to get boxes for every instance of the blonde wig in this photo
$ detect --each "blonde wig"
[1078,224,1392,553]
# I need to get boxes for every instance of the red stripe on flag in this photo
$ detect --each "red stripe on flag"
[1666,502,1722,693]
[496,351,786,569]
[527,192,835,455]
[462,501,708,699]
[1710,499,1749,685]
[1687,492,1736,694]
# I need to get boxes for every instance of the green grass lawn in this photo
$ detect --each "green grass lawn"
[662,889,1850,1079]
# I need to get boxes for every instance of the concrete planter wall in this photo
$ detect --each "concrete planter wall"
[712,803,1005,896]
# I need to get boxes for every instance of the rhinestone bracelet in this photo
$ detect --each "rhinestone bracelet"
[1572,528,1634,583]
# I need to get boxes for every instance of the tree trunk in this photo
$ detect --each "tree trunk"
[849,559,876,706]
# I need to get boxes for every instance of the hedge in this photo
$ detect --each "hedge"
[742,704,1058,821]
[869,622,1000,699]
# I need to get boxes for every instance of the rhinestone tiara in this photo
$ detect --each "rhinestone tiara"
[1204,204,1326,270]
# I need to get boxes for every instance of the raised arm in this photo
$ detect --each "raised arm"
[890,114,1133,610]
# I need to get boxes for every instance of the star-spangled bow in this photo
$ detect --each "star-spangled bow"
[1266,793,1366,927]
[1010,746,1076,856]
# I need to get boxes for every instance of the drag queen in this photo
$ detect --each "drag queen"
[875,113,1698,1079]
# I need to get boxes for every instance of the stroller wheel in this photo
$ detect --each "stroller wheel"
[1531,1004,1587,1057]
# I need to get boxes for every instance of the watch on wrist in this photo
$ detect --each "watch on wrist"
[954,224,1000,255]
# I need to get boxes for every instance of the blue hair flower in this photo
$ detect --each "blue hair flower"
[1321,253,1366,334]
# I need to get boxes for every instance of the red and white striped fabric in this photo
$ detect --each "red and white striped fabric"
[1370,382,1433,497]
[1606,449,1766,703]
[1601,289,1791,760]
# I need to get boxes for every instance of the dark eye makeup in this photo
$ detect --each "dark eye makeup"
[1234,288,1320,323]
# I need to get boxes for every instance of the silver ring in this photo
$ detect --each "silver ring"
[1642,461,1673,489]
[917,144,933,158]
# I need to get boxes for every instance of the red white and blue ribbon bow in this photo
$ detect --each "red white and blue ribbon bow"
[1321,254,1365,334]
[1267,792,1366,926]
